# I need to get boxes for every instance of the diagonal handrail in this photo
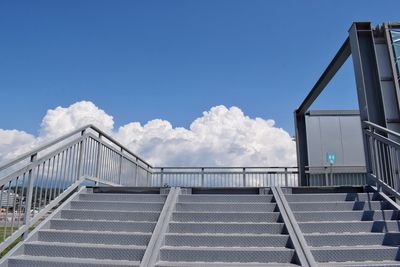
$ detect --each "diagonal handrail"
[0,124,152,173]
[0,124,153,252]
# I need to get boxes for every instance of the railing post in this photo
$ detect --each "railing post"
[23,153,37,240]
[284,167,288,186]
[242,168,246,187]
[147,165,151,187]
[117,148,123,185]
[324,166,329,186]
[201,168,205,187]
[161,168,164,187]
[77,130,86,182]
[135,159,139,186]
[95,134,102,179]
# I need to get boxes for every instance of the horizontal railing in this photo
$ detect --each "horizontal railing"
[363,121,400,199]
[151,167,299,187]
[0,125,153,252]
[305,165,367,186]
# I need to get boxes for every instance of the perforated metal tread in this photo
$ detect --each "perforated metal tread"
[78,193,167,202]
[298,220,400,233]
[38,229,152,245]
[175,202,277,212]
[70,201,164,211]
[159,246,296,263]
[289,201,392,211]
[172,211,281,222]
[311,245,400,262]
[284,193,383,202]
[178,195,274,203]
[304,232,400,247]
[60,209,161,221]
[8,255,139,267]
[318,261,400,266]
[156,261,299,266]
[164,233,289,247]
[24,242,145,262]
[294,210,400,222]
[168,221,285,234]
[50,218,156,232]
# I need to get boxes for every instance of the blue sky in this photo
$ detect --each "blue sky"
[0,0,399,136]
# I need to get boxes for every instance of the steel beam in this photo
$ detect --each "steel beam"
[349,22,386,126]
[296,39,351,115]
[294,40,350,185]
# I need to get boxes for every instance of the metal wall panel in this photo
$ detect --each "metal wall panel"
[305,112,365,167]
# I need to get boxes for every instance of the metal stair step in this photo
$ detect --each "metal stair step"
[304,232,400,247]
[49,218,156,232]
[159,246,296,263]
[24,241,146,261]
[38,229,151,245]
[79,193,166,202]
[156,261,299,266]
[285,193,382,202]
[164,233,290,247]
[178,195,274,203]
[70,200,164,211]
[294,210,400,222]
[61,209,160,221]
[311,245,400,262]
[318,261,400,266]
[172,211,281,223]
[8,255,139,267]
[175,202,277,212]
[299,221,400,233]
[289,201,392,211]
[168,222,285,234]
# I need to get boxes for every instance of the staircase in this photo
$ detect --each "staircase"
[3,188,167,267]
[2,186,400,266]
[284,187,400,266]
[156,189,301,266]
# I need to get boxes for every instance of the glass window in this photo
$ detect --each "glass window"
[390,29,400,79]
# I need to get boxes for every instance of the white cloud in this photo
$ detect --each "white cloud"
[0,129,36,162]
[0,101,296,167]
[40,101,114,138]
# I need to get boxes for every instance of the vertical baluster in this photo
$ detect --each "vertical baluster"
[3,181,12,240]
[23,153,37,239]
[9,177,20,238]
[16,174,26,229]
[43,159,51,207]
[31,163,41,219]
[37,161,46,212]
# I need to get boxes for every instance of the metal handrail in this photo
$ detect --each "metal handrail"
[0,125,153,252]
[151,166,299,187]
[363,121,400,139]
[0,124,152,172]
[363,120,400,199]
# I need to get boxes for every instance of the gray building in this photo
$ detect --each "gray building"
[304,110,366,185]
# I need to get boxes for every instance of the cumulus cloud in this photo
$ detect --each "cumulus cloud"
[0,101,296,167]
[0,129,36,162]
[40,101,114,138]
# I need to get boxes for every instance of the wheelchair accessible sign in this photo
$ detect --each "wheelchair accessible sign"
[326,152,336,164]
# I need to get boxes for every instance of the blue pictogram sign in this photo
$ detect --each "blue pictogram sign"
[326,152,336,164]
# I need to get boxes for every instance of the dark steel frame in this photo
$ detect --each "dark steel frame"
[295,22,400,185]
